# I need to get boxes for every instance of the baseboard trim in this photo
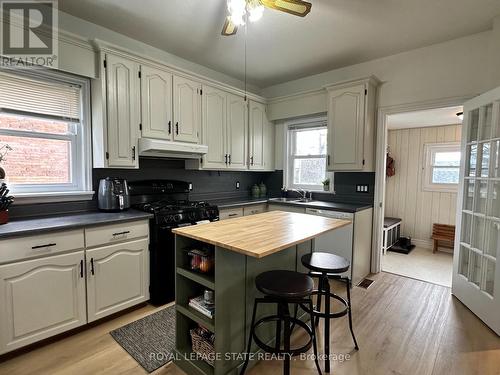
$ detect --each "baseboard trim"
[412,238,454,254]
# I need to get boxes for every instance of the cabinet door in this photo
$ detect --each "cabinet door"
[249,101,266,170]
[86,239,149,322]
[327,84,366,171]
[202,86,227,169]
[141,65,173,140]
[173,75,201,143]
[105,54,140,168]
[0,251,86,354]
[227,93,248,169]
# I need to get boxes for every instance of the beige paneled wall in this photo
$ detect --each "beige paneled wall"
[385,124,462,249]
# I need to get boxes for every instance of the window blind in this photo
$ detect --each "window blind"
[0,71,81,122]
[288,120,327,130]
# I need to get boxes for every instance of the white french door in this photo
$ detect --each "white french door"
[453,86,500,336]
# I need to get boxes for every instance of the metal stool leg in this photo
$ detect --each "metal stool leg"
[322,274,331,373]
[315,277,323,327]
[345,278,359,350]
[240,299,259,375]
[275,303,282,351]
[282,303,291,375]
[307,299,322,375]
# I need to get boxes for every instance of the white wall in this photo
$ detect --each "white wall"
[264,29,497,120]
[384,124,462,250]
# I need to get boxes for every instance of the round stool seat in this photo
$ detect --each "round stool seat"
[256,270,314,299]
[301,252,350,274]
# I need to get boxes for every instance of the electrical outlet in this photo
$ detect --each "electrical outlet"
[235,181,240,190]
[356,184,369,193]
[188,182,193,191]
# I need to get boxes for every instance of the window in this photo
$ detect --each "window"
[286,118,328,191]
[0,70,92,201]
[423,142,461,192]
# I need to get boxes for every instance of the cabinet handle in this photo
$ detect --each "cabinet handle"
[168,120,172,134]
[80,260,84,278]
[132,146,136,160]
[228,213,238,217]
[250,156,254,166]
[90,258,95,275]
[327,155,331,166]
[228,154,231,165]
[175,122,179,135]
[225,154,228,165]
[112,230,130,236]
[31,243,56,250]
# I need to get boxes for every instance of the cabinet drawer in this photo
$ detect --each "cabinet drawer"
[85,220,149,248]
[0,230,84,265]
[219,208,243,220]
[243,204,267,216]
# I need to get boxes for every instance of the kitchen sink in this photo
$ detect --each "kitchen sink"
[268,197,316,204]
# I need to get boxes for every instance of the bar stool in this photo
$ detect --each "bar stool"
[240,270,322,375]
[300,252,359,373]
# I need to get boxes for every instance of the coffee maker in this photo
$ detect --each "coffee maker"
[97,178,130,211]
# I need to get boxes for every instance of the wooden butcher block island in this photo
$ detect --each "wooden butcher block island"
[172,211,350,375]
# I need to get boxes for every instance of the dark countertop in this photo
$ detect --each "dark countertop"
[267,199,373,213]
[211,197,373,213]
[209,197,270,209]
[0,209,153,239]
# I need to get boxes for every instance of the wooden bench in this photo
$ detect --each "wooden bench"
[431,224,455,253]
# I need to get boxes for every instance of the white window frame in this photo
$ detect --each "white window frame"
[284,116,331,192]
[423,142,461,193]
[0,69,93,203]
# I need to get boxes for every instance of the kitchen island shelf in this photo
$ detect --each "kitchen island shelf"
[176,304,215,332]
[177,267,215,290]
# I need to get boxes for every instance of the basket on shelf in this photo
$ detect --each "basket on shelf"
[190,327,215,367]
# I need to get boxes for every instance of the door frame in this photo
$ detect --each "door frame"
[371,95,474,273]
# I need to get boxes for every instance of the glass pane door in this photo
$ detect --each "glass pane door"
[458,101,499,298]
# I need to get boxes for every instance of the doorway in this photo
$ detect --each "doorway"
[379,106,463,287]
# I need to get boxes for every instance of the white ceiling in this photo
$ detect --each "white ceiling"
[59,0,500,88]
[387,106,463,130]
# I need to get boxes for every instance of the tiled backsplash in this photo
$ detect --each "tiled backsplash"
[9,158,283,219]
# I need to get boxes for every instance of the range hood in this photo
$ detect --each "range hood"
[138,138,208,159]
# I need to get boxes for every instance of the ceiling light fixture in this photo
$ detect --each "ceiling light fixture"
[456,111,464,121]
[227,0,265,26]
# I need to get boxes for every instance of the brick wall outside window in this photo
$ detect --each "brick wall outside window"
[0,115,71,184]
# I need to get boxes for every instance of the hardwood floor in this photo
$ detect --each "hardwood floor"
[0,272,499,375]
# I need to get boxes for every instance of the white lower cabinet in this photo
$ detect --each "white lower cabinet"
[86,239,150,322]
[0,251,87,354]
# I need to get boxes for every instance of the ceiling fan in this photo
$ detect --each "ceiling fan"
[222,0,312,36]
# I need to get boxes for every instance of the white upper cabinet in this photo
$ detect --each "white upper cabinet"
[140,65,173,140]
[202,86,227,169]
[249,100,266,170]
[226,93,248,170]
[173,75,201,143]
[0,251,87,354]
[326,77,378,172]
[263,115,275,170]
[105,53,141,168]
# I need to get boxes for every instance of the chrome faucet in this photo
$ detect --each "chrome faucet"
[290,188,307,199]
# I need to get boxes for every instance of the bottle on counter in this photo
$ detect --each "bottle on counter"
[251,184,260,198]
[259,182,267,197]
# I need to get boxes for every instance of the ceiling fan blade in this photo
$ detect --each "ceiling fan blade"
[260,0,312,17]
[221,17,238,36]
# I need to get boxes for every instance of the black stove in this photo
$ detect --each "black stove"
[129,180,219,305]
